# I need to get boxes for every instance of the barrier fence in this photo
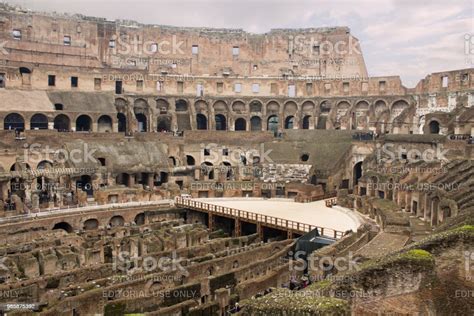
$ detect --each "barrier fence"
[175,197,344,239]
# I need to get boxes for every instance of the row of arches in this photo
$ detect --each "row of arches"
[52,213,145,233]
[195,114,312,131]
[2,113,114,132]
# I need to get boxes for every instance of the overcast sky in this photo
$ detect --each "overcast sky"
[5,0,474,87]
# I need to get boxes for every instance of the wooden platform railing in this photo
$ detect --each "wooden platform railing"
[175,197,344,239]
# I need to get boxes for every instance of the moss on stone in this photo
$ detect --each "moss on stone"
[242,288,350,315]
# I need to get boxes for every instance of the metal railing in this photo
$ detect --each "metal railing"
[175,197,344,239]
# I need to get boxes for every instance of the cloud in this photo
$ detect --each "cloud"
[5,0,473,87]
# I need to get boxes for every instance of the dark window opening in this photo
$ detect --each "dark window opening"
[48,75,56,87]
[71,76,78,88]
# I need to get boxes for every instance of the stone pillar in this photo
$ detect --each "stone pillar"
[147,173,155,188]
[128,174,135,187]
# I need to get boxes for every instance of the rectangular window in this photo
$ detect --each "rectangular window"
[252,83,260,93]
[204,148,210,156]
[441,75,448,88]
[288,84,296,97]
[232,46,239,56]
[12,29,21,40]
[379,81,386,91]
[150,43,158,53]
[157,80,163,91]
[71,76,78,88]
[115,80,122,94]
[306,82,313,95]
[63,36,71,46]
[313,45,320,55]
[48,75,56,87]
[94,78,102,90]
[0,73,5,88]
[136,80,143,91]
[234,83,242,93]
[196,84,204,96]
[217,82,223,93]
[271,83,278,94]
[462,73,469,82]
[362,82,369,92]
[171,62,177,69]
[109,39,116,48]
[177,81,184,93]
[223,148,229,156]
[343,82,349,93]
[324,83,331,92]
[192,45,199,54]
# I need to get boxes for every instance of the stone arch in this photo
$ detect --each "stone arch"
[284,116,295,129]
[115,97,128,112]
[135,113,147,132]
[156,98,169,112]
[250,100,263,113]
[202,161,214,180]
[266,101,280,114]
[232,101,246,114]
[196,114,208,130]
[302,115,311,129]
[213,100,228,112]
[109,215,125,227]
[83,218,99,230]
[301,101,315,114]
[215,114,227,130]
[97,115,113,132]
[283,101,297,115]
[75,114,92,132]
[134,213,145,225]
[250,116,262,131]
[54,114,70,131]
[374,100,388,117]
[194,100,208,113]
[4,113,25,130]
[235,118,246,131]
[186,155,195,166]
[30,113,49,130]
[117,113,127,132]
[37,160,53,170]
[353,101,369,130]
[52,222,73,233]
[390,100,409,122]
[157,115,171,132]
[267,115,279,134]
[428,120,440,134]
[353,161,363,186]
[175,99,188,112]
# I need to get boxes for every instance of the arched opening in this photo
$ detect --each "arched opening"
[136,113,147,132]
[250,101,262,113]
[134,213,145,225]
[284,116,294,129]
[302,115,311,129]
[186,155,195,166]
[196,114,208,130]
[250,116,262,131]
[4,113,24,130]
[52,222,73,233]
[54,114,70,132]
[175,100,188,112]
[109,215,125,228]
[220,161,233,180]
[76,115,92,132]
[30,113,48,130]
[267,115,279,135]
[353,162,363,186]
[83,219,99,230]
[97,115,113,133]
[117,113,127,132]
[76,175,93,197]
[157,116,171,132]
[441,207,451,223]
[429,121,440,134]
[215,114,227,131]
[202,162,214,180]
[235,118,246,131]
